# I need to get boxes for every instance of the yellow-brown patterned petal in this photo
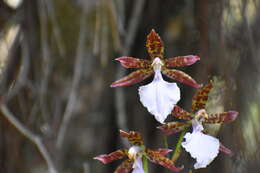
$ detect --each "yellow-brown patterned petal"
[158,122,191,135]
[146,29,164,59]
[165,55,200,67]
[146,149,183,172]
[116,57,151,68]
[171,105,194,120]
[191,82,213,112]
[94,149,128,164]
[204,111,238,124]
[148,148,172,156]
[115,159,133,173]
[110,69,153,87]
[119,130,144,146]
[162,68,202,88]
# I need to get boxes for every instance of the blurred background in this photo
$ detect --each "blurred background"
[0,0,259,172]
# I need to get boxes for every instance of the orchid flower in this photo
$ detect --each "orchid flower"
[111,29,201,88]
[94,130,183,173]
[158,82,238,168]
[111,29,201,123]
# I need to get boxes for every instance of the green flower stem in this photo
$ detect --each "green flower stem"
[172,129,186,162]
[142,156,149,173]
[163,135,168,148]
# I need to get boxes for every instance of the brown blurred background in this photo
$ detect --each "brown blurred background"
[0,0,259,173]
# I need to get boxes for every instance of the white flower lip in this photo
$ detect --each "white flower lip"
[139,57,181,124]
[182,119,220,169]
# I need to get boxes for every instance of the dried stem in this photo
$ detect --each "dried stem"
[115,0,146,132]
[56,10,87,149]
[0,104,58,173]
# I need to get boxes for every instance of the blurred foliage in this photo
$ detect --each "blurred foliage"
[0,0,259,173]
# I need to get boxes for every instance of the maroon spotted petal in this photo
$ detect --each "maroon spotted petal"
[94,149,128,164]
[115,159,133,173]
[110,69,153,87]
[116,57,151,68]
[162,68,202,88]
[165,55,200,67]
[146,149,183,172]
[204,111,238,124]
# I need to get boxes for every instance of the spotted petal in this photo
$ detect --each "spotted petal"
[165,55,200,67]
[146,149,183,172]
[94,149,128,164]
[219,143,233,156]
[204,111,238,123]
[172,105,194,120]
[192,82,213,112]
[116,57,151,68]
[162,68,202,88]
[146,29,164,59]
[111,69,153,87]
[120,130,144,146]
[139,71,180,124]
[147,148,172,156]
[158,122,191,135]
[115,159,133,173]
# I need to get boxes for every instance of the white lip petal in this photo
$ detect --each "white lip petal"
[182,121,220,169]
[138,70,180,124]
[132,157,145,173]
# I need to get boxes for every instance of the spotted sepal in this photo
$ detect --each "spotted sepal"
[94,149,128,164]
[146,149,183,172]
[191,82,213,112]
[146,29,164,59]
[115,159,133,173]
[158,122,191,135]
[162,68,202,88]
[219,143,233,156]
[204,111,238,124]
[116,57,151,68]
[148,148,172,156]
[172,105,194,120]
[165,55,200,67]
[120,130,144,146]
[110,69,153,87]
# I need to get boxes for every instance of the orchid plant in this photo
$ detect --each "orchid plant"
[158,82,238,168]
[111,29,201,123]
[94,130,182,173]
[94,29,238,173]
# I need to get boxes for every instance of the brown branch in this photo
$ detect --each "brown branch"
[0,104,58,173]
[115,0,146,132]
[56,9,87,149]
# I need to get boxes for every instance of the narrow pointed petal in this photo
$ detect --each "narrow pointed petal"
[219,143,233,156]
[94,149,128,164]
[192,82,213,112]
[146,149,183,172]
[115,159,133,173]
[119,130,144,146]
[116,57,151,68]
[172,105,194,120]
[162,69,202,88]
[148,148,172,156]
[139,70,180,123]
[111,69,153,87]
[146,29,164,59]
[204,111,238,123]
[165,55,200,67]
[158,122,191,135]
